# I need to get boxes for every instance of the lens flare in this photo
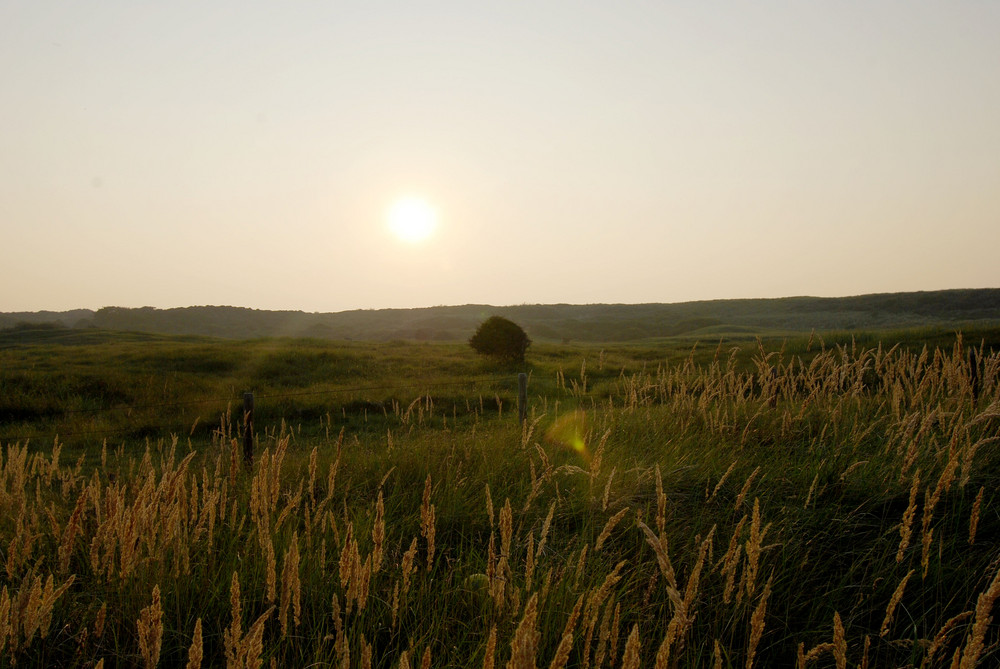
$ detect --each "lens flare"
[545,411,590,461]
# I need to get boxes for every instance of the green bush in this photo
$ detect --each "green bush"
[468,316,531,363]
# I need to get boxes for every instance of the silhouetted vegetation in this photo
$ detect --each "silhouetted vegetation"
[4,288,1000,343]
[469,316,531,363]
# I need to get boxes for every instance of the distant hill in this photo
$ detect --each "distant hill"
[3,289,1000,343]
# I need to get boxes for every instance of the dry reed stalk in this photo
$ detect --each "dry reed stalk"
[590,429,610,480]
[709,460,738,502]
[920,513,935,579]
[921,611,972,669]
[224,572,243,667]
[228,438,239,487]
[537,501,556,560]
[744,499,769,600]
[655,465,667,534]
[493,556,509,610]
[500,499,513,559]
[900,439,920,483]
[621,624,641,669]
[484,625,497,669]
[30,574,75,643]
[326,431,343,502]
[593,595,614,668]
[58,490,88,574]
[833,612,847,669]
[859,635,870,669]
[186,618,203,669]
[332,594,346,664]
[421,474,436,571]
[308,445,317,505]
[265,538,277,605]
[355,555,372,612]
[796,642,834,668]
[525,534,535,590]
[657,526,718,666]
[718,514,747,604]
[745,575,772,669]
[652,630,671,669]
[486,485,495,528]
[348,634,366,669]
[507,593,540,669]
[373,488,385,573]
[548,629,575,669]
[95,602,106,638]
[339,522,355,588]
[602,468,616,512]
[581,562,627,668]
[390,582,400,629]
[920,444,960,576]
[0,587,10,658]
[897,469,920,562]
[636,521,682,613]
[575,545,590,588]
[279,532,301,635]
[958,563,1000,669]
[609,603,622,667]
[641,571,659,608]
[273,481,303,534]
[339,639,352,669]
[880,569,915,637]
[803,473,819,509]
[734,467,760,511]
[548,593,585,669]
[402,537,418,595]
[486,531,498,593]
[595,507,629,552]
[968,486,984,545]
[137,585,163,669]
[959,436,997,489]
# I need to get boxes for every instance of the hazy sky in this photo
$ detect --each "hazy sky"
[3,2,998,313]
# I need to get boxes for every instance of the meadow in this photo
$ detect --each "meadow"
[0,325,998,667]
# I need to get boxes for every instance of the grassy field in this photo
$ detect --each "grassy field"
[0,325,999,667]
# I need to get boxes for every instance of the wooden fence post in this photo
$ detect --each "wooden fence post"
[243,391,254,465]
[518,373,527,426]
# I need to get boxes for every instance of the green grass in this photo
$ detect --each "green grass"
[0,324,998,666]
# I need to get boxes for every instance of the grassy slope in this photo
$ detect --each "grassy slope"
[0,326,998,666]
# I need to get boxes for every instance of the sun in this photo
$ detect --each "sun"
[386,196,438,243]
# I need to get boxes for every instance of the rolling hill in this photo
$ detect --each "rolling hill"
[3,288,1000,343]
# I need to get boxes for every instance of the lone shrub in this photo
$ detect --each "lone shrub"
[469,316,531,363]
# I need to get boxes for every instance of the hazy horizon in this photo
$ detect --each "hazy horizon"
[4,2,999,313]
[5,286,1000,318]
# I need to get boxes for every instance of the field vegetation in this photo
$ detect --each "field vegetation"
[0,325,999,667]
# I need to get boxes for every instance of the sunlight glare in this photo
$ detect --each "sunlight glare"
[387,196,438,243]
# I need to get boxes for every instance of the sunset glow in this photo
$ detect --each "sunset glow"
[1,3,998,312]
[386,197,438,244]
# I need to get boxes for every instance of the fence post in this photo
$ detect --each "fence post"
[518,373,527,426]
[243,391,254,465]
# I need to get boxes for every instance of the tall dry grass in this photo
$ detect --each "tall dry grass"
[0,337,997,666]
